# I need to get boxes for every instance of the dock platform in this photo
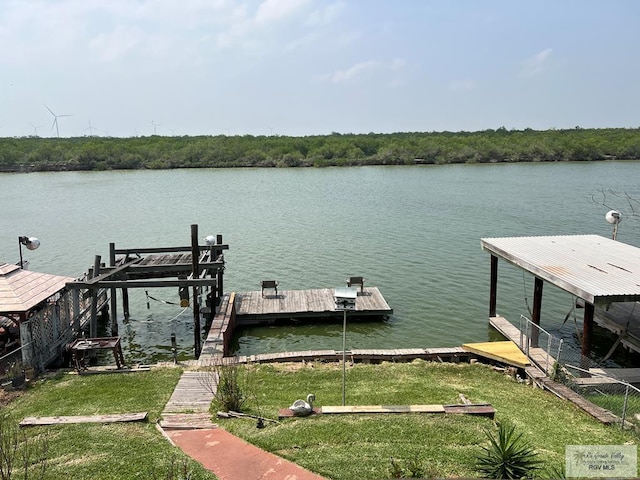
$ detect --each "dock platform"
[462,341,530,368]
[234,287,393,325]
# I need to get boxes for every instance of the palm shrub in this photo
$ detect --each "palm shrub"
[477,421,541,479]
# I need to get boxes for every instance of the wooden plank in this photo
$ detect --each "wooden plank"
[489,316,523,343]
[321,405,446,414]
[537,377,618,424]
[160,413,217,430]
[443,405,496,418]
[462,341,530,368]
[20,412,147,427]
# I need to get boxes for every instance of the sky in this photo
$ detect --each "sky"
[1,0,639,138]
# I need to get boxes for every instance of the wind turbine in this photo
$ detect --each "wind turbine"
[45,105,71,138]
[85,120,99,137]
[29,122,44,137]
[151,120,161,135]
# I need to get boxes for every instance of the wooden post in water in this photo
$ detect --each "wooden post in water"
[122,283,130,320]
[489,255,498,318]
[216,234,224,301]
[530,277,543,348]
[191,224,202,358]
[582,303,594,359]
[109,243,118,336]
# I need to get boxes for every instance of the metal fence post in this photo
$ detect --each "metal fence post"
[622,385,630,429]
[557,339,563,365]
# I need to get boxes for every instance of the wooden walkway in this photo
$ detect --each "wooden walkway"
[160,371,218,429]
[233,347,471,364]
[489,316,554,373]
[234,287,392,324]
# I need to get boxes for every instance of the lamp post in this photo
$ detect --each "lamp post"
[18,236,40,269]
[605,210,622,240]
[334,287,357,406]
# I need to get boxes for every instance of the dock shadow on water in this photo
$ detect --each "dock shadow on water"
[231,318,394,356]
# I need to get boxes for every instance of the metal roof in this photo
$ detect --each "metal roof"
[0,262,75,315]
[480,235,640,305]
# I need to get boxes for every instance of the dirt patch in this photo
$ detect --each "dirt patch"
[0,388,23,407]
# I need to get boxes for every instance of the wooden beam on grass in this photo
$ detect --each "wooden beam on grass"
[20,412,148,427]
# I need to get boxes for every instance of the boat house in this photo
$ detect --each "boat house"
[0,262,95,373]
[482,234,640,359]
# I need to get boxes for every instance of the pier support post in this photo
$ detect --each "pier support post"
[581,302,594,359]
[122,288,130,319]
[489,255,498,317]
[191,224,202,358]
[109,243,118,336]
[216,234,224,303]
[530,277,543,348]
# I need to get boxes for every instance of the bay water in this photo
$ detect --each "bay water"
[2,161,639,363]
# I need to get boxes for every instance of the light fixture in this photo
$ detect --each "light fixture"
[18,236,41,269]
[605,210,621,240]
[204,235,216,246]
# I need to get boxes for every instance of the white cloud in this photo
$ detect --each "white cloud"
[521,48,553,77]
[320,58,406,84]
[255,0,308,25]
[216,0,309,49]
[306,1,346,26]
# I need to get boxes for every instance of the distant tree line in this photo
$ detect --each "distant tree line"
[0,127,639,172]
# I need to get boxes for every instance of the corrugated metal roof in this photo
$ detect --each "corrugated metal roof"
[0,262,75,315]
[480,235,640,305]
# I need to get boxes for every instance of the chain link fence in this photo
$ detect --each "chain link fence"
[519,315,640,430]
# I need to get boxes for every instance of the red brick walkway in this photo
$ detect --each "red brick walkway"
[164,428,327,480]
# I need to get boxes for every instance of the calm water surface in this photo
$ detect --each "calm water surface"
[2,162,640,363]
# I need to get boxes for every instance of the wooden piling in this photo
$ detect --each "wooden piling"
[109,243,118,336]
[191,224,201,357]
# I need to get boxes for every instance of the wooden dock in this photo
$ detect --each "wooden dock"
[489,316,553,373]
[233,347,471,364]
[233,287,393,324]
[462,341,530,368]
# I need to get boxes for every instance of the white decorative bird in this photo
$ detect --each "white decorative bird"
[289,393,315,417]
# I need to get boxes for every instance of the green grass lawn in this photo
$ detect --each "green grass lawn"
[3,368,217,480]
[218,360,638,479]
[3,361,638,480]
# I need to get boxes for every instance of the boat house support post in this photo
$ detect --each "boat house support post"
[489,255,498,317]
[109,243,118,336]
[582,302,594,361]
[191,224,202,358]
[530,277,543,348]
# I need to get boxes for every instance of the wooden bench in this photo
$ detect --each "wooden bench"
[347,276,365,293]
[261,280,278,298]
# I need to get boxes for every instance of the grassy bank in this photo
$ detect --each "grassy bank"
[219,360,637,479]
[2,361,637,479]
[2,367,216,480]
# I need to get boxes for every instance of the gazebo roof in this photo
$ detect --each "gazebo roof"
[481,234,640,305]
[0,262,75,316]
